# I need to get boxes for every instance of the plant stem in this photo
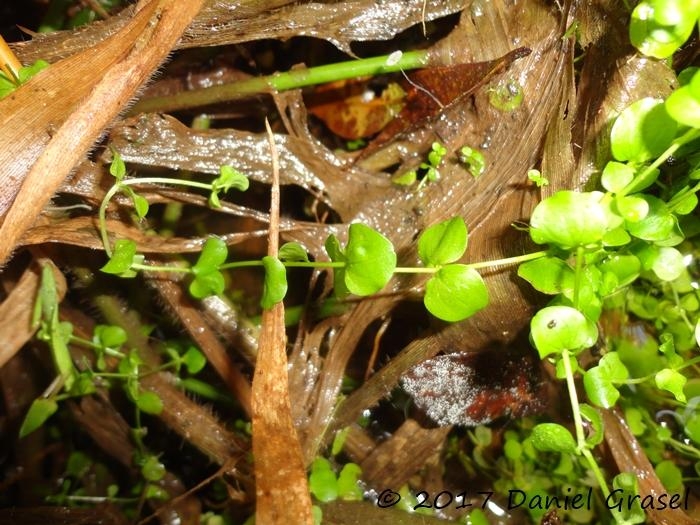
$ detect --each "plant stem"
[573,246,584,309]
[562,349,586,450]
[129,49,431,114]
[622,128,700,196]
[465,250,549,270]
[581,448,611,500]
[99,177,222,256]
[99,184,124,258]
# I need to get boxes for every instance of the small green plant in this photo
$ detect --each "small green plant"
[512,70,700,523]
[459,146,487,178]
[392,141,448,188]
[0,59,49,99]
[99,150,548,323]
[23,261,208,434]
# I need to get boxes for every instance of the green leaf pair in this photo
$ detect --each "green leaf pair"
[101,239,144,278]
[190,237,228,299]
[418,217,488,322]
[325,223,396,297]
[308,457,363,503]
[209,165,249,208]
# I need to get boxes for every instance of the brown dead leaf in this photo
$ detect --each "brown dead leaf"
[251,122,312,524]
[307,79,406,140]
[0,0,206,266]
[13,0,467,64]
[602,409,699,525]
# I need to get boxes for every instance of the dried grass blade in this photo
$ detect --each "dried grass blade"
[251,120,313,524]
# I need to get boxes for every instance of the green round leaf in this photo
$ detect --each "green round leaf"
[141,455,166,482]
[189,271,225,299]
[19,398,58,438]
[309,457,338,503]
[101,239,138,275]
[530,191,611,249]
[624,407,647,436]
[131,192,149,219]
[192,237,228,276]
[279,242,309,262]
[261,255,288,309]
[109,151,126,180]
[598,255,641,288]
[673,192,698,215]
[182,347,207,374]
[344,224,396,296]
[518,257,574,295]
[418,217,468,267]
[530,423,577,454]
[595,373,622,410]
[625,195,675,241]
[667,72,700,128]
[651,247,685,281]
[423,265,489,322]
[337,463,363,500]
[584,364,622,408]
[614,195,649,223]
[459,146,486,178]
[610,98,677,162]
[655,460,683,492]
[655,368,687,402]
[601,162,635,194]
[530,306,597,358]
[94,325,127,348]
[631,0,700,58]
[135,391,164,415]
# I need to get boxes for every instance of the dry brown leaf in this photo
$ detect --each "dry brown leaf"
[107,113,383,218]
[0,0,206,265]
[22,215,270,253]
[359,419,451,488]
[602,409,699,525]
[13,0,466,64]
[251,122,312,524]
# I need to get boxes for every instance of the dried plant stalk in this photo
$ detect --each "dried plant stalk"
[0,0,205,265]
[251,121,312,524]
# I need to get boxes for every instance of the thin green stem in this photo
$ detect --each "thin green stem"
[118,177,214,191]
[99,183,124,257]
[561,352,614,512]
[100,177,219,255]
[573,246,584,309]
[581,448,611,500]
[562,349,586,450]
[130,263,192,273]
[394,266,436,274]
[129,49,431,114]
[465,250,548,270]
[621,128,700,197]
